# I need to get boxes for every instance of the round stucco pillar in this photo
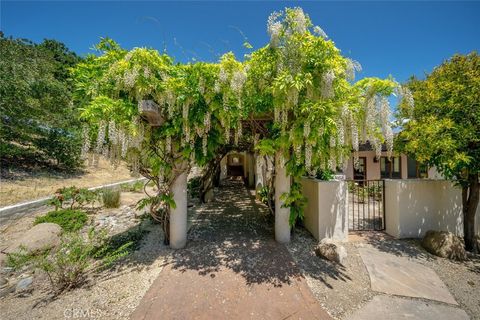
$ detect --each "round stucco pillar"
[255,154,264,192]
[220,156,228,182]
[170,170,188,249]
[274,153,291,243]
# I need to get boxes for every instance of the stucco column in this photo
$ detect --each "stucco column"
[255,154,264,192]
[248,153,255,188]
[274,153,291,243]
[170,170,188,249]
[220,156,228,181]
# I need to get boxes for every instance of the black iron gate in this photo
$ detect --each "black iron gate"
[347,180,385,231]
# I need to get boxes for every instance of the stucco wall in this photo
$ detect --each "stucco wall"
[385,179,480,238]
[301,178,348,241]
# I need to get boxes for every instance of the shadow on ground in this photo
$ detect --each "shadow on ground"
[164,179,350,288]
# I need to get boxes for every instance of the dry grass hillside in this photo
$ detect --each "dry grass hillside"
[0,157,135,206]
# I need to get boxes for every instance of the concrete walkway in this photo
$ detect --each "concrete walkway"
[131,180,331,320]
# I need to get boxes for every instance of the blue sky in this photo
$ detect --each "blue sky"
[1,1,479,83]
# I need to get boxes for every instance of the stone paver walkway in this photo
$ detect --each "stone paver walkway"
[131,180,331,320]
[359,246,457,305]
[348,295,469,320]
[349,245,469,320]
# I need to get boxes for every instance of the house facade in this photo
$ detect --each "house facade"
[344,142,442,181]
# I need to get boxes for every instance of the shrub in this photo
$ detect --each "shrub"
[48,186,98,210]
[103,225,150,256]
[35,209,88,232]
[315,169,334,181]
[258,186,271,205]
[102,188,121,208]
[187,176,202,198]
[6,228,132,294]
[120,180,144,193]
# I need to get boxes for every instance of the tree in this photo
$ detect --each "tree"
[0,35,82,170]
[397,52,480,252]
[73,8,408,243]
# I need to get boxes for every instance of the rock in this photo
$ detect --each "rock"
[315,239,347,264]
[422,230,467,261]
[15,276,33,294]
[475,235,480,251]
[15,277,33,292]
[204,188,214,203]
[5,223,62,254]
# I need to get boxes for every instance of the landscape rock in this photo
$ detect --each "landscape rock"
[15,276,33,292]
[4,223,62,254]
[314,239,347,264]
[422,230,467,261]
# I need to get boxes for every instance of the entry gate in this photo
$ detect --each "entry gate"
[347,180,385,231]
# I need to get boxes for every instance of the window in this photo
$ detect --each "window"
[353,157,367,180]
[407,157,428,178]
[381,157,401,179]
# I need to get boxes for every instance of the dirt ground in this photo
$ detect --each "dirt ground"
[0,157,134,206]
[0,187,169,320]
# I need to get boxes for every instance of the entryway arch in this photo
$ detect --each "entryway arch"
[169,146,291,249]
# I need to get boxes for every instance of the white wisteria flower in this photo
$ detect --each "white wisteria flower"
[313,26,328,39]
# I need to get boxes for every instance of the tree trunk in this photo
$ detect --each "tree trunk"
[462,174,479,253]
[200,154,224,203]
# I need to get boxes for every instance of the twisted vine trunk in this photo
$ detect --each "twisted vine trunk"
[200,153,225,203]
[462,173,479,253]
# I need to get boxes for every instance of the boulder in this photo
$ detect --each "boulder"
[4,223,62,254]
[475,235,480,252]
[422,230,467,261]
[315,239,347,264]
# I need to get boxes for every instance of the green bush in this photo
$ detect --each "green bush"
[102,188,121,208]
[187,176,202,198]
[315,169,334,181]
[35,209,88,232]
[7,229,132,294]
[258,186,271,205]
[48,186,98,210]
[120,180,144,193]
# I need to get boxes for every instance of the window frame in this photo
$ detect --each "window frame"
[353,157,367,181]
[380,156,402,179]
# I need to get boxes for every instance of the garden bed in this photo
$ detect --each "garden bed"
[0,183,201,320]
